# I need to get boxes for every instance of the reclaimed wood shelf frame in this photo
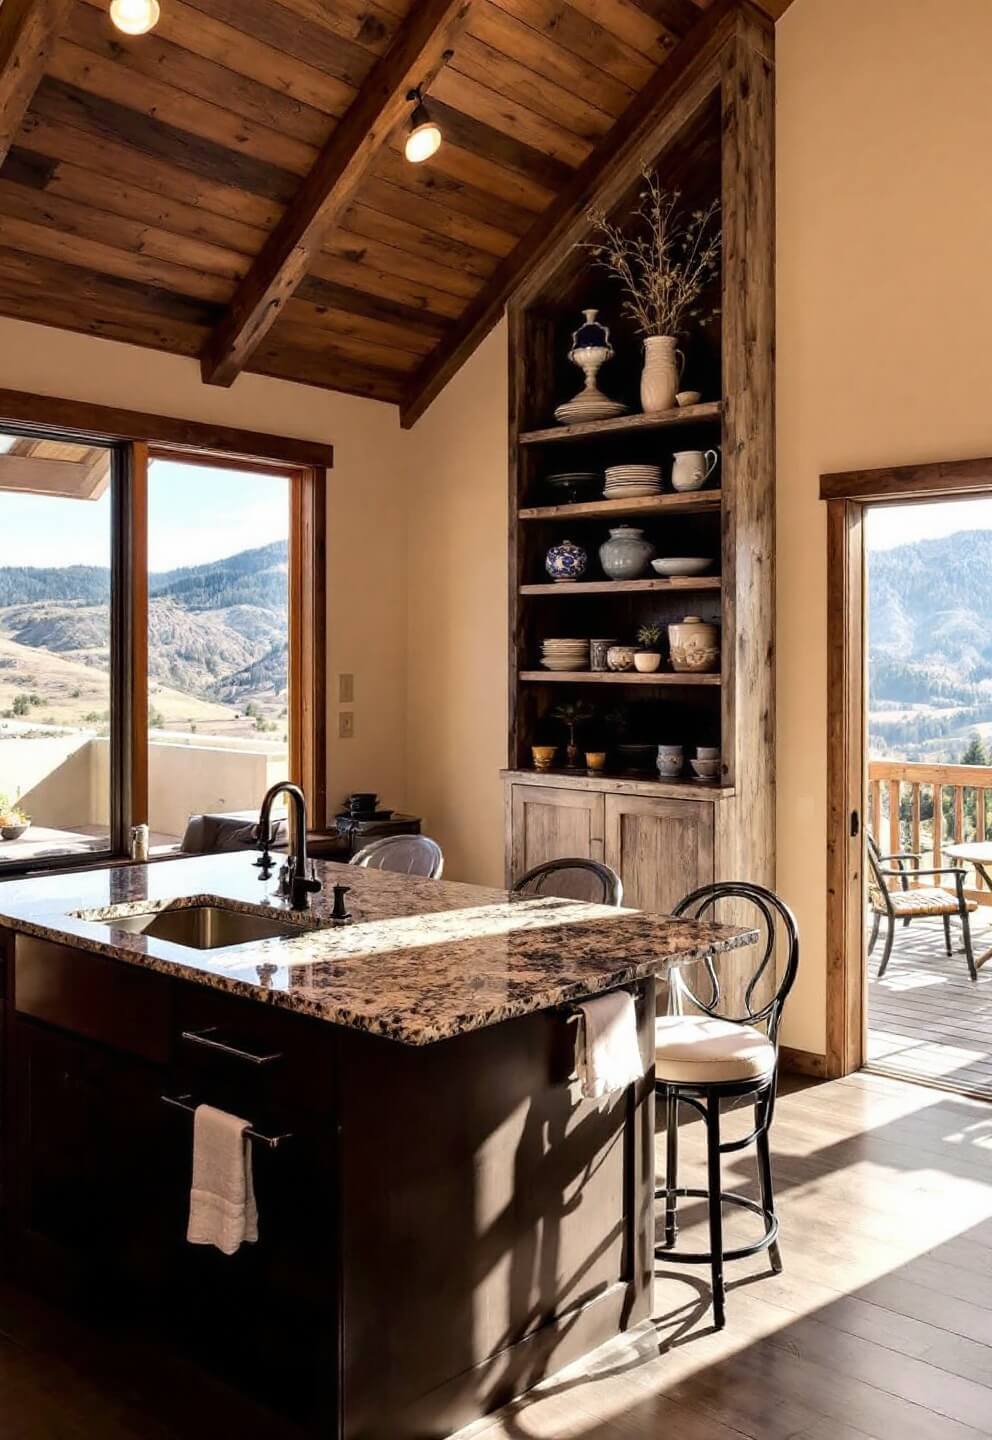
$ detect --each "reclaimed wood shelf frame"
[504,4,776,907]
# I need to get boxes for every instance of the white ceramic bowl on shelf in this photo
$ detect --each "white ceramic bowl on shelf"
[651,557,713,577]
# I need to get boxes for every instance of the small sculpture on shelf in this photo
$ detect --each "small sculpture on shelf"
[554,309,628,426]
[551,700,595,769]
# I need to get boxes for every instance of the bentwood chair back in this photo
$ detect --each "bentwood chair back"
[349,835,444,879]
[512,858,623,906]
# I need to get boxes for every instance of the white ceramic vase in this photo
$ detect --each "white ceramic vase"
[640,335,683,414]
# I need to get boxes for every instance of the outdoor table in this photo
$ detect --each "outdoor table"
[944,842,992,968]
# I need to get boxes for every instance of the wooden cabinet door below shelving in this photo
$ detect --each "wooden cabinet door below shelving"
[604,795,715,914]
[509,785,605,881]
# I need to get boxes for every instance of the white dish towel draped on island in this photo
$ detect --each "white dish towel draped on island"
[575,989,644,1100]
[187,1103,258,1255]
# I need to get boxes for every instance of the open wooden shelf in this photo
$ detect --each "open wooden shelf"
[519,670,721,686]
[521,576,720,596]
[519,401,722,445]
[502,768,734,799]
[519,491,721,522]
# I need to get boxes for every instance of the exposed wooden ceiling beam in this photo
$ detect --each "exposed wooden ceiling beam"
[200,0,473,389]
[0,0,73,168]
[399,0,755,429]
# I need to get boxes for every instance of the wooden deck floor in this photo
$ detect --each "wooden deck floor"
[868,911,992,1097]
[8,1073,991,1440]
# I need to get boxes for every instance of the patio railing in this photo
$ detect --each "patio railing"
[868,759,992,906]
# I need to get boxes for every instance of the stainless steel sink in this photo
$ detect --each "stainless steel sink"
[84,903,312,950]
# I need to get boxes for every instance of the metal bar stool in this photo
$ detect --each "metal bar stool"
[349,835,444,878]
[655,881,799,1329]
[512,858,623,906]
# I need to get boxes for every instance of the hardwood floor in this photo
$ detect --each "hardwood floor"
[3,1072,992,1438]
[458,1071,992,1440]
[868,912,992,1096]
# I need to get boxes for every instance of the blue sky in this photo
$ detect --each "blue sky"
[0,455,289,571]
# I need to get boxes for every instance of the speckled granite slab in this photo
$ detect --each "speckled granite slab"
[0,854,757,1044]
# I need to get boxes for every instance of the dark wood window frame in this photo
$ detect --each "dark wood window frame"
[0,389,331,869]
[821,453,992,1077]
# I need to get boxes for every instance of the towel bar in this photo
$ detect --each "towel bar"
[160,1092,293,1149]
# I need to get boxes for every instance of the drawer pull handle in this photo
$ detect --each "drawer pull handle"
[180,1026,283,1065]
[160,1093,292,1150]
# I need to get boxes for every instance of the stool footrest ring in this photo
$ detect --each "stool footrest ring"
[653,1186,779,1263]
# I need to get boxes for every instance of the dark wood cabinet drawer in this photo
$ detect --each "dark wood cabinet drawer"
[14,935,171,1063]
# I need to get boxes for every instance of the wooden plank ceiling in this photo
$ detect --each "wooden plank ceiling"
[0,0,788,425]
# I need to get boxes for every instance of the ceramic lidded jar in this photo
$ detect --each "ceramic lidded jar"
[599,526,656,581]
[668,615,720,673]
[545,538,587,583]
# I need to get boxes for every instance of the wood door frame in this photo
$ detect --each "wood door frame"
[821,453,992,1077]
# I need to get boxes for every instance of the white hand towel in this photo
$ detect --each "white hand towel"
[186,1104,258,1255]
[576,989,644,1100]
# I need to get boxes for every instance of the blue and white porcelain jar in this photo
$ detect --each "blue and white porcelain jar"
[545,538,588,583]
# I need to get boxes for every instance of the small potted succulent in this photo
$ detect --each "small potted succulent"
[0,794,30,840]
[634,623,663,673]
[551,699,595,768]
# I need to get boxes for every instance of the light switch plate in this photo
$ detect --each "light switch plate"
[338,673,354,704]
[338,710,355,739]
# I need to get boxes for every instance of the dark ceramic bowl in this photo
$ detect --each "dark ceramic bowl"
[1,823,28,840]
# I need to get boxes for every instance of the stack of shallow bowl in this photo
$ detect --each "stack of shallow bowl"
[604,465,662,499]
[540,638,590,671]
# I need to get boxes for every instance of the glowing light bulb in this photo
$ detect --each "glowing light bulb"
[404,99,442,164]
[109,0,161,35]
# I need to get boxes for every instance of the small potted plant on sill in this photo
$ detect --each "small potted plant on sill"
[583,172,720,414]
[0,794,30,840]
[551,699,595,769]
[634,623,663,673]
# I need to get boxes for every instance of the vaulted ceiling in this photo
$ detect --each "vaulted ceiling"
[0,0,790,425]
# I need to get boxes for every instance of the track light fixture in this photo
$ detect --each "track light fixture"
[109,0,161,35]
[404,87,442,164]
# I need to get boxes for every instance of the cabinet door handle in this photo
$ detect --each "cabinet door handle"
[180,1027,283,1065]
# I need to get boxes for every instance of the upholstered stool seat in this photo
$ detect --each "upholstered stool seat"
[655,1014,776,1085]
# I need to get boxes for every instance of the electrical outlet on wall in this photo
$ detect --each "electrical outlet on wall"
[338,711,355,739]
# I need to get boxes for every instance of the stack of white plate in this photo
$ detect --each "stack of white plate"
[540,638,590,671]
[554,394,628,425]
[603,464,662,499]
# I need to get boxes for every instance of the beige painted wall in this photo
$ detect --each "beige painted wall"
[0,316,409,824]
[776,0,992,1052]
[404,323,508,886]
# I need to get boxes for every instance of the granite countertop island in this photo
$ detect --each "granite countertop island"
[0,851,755,1044]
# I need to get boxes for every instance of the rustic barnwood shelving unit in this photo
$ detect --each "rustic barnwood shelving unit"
[502,5,775,914]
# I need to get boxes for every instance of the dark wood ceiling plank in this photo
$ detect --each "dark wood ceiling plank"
[268,314,423,375]
[423,95,575,187]
[323,226,481,300]
[371,144,534,237]
[386,130,554,214]
[295,273,452,341]
[467,3,637,117]
[429,66,592,169]
[567,0,679,60]
[200,0,473,387]
[284,295,438,357]
[17,111,280,229]
[0,0,74,166]
[309,251,466,321]
[66,2,335,152]
[33,78,301,203]
[0,243,219,327]
[179,0,380,92]
[0,275,207,353]
[49,39,317,177]
[0,207,234,304]
[0,173,250,282]
[358,174,516,257]
[627,0,706,38]
[7,127,274,246]
[449,33,615,140]
[401,0,739,426]
[246,341,408,405]
[268,0,405,57]
[342,199,500,282]
[486,0,656,93]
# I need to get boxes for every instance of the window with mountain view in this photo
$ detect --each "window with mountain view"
[0,429,115,864]
[146,458,290,849]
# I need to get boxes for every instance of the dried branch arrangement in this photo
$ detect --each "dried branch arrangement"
[583,171,721,339]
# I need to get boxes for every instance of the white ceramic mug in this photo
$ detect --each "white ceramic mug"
[671,449,719,492]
